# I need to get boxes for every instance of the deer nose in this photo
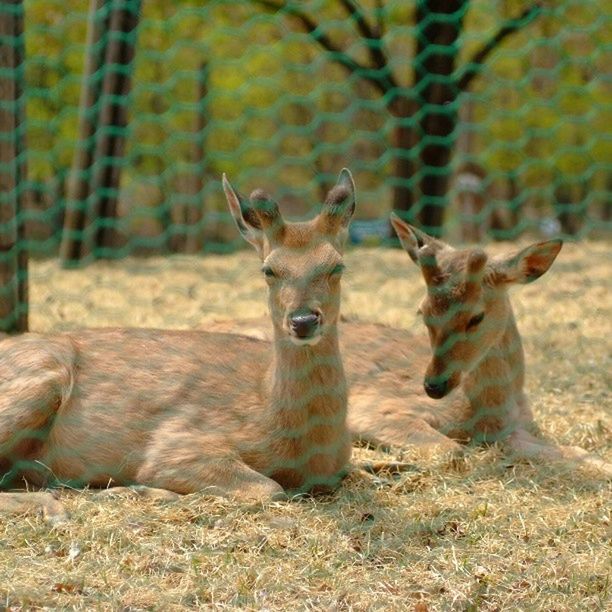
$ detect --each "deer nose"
[289,310,321,339]
[424,377,449,399]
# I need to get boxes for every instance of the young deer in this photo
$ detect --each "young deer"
[349,215,611,473]
[0,170,357,523]
[213,217,612,475]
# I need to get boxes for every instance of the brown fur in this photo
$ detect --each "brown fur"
[0,171,358,522]
[213,218,612,476]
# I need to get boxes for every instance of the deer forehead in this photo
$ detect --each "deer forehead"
[434,248,478,275]
[264,240,342,280]
[278,220,327,248]
[423,282,481,318]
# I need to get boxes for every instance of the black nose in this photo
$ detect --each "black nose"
[289,311,321,338]
[424,378,448,399]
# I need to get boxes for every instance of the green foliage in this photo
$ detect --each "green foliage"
[16,0,612,239]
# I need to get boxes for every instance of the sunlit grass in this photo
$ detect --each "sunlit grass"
[2,240,610,609]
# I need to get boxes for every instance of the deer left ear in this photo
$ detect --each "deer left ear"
[390,213,448,265]
[222,174,265,255]
[494,239,563,285]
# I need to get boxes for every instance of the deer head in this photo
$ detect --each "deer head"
[390,213,562,399]
[223,169,356,346]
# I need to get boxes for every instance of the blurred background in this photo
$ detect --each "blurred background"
[0,0,610,331]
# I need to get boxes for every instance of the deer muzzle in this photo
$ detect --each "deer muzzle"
[288,309,322,345]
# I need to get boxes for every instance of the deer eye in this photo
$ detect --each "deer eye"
[466,312,485,330]
[329,263,345,276]
[261,266,276,278]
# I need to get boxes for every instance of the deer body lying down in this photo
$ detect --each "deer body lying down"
[0,170,358,522]
[213,218,612,475]
[1,330,347,493]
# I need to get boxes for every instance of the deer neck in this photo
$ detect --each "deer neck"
[461,299,526,439]
[266,324,347,426]
[245,322,349,491]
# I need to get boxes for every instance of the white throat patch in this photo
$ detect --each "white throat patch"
[289,335,322,347]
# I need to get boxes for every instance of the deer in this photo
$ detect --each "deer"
[0,169,359,524]
[211,216,612,476]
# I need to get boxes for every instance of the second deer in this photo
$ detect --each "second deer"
[0,170,357,523]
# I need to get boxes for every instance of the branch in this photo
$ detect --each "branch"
[338,0,398,90]
[338,0,376,43]
[252,0,394,96]
[374,0,385,37]
[457,3,542,92]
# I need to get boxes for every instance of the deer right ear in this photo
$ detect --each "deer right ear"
[222,174,264,254]
[390,214,447,265]
[493,239,563,285]
[317,168,356,244]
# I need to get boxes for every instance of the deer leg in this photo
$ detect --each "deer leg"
[135,457,286,502]
[0,351,74,487]
[0,353,74,525]
[348,395,461,455]
[506,429,612,477]
[134,424,285,502]
[0,491,68,525]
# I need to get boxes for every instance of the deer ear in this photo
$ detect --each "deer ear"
[248,189,285,243]
[317,168,356,243]
[222,174,264,254]
[390,214,447,265]
[494,239,563,285]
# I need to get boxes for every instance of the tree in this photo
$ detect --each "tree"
[170,62,209,254]
[60,0,141,265]
[252,0,541,235]
[0,0,28,333]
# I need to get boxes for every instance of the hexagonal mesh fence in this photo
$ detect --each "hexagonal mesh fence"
[0,0,610,502]
[1,0,609,331]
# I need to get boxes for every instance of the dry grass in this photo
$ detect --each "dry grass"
[2,241,611,610]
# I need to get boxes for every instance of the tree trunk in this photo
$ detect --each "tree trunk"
[388,94,418,218]
[490,170,522,240]
[59,0,108,265]
[455,97,488,242]
[90,0,141,256]
[603,173,612,224]
[60,0,140,265]
[183,61,208,254]
[412,0,466,236]
[0,0,28,333]
[554,177,585,237]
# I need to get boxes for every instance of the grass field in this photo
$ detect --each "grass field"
[1,241,611,610]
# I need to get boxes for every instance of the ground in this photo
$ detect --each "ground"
[1,241,610,610]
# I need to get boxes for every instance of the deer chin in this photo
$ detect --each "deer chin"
[441,373,462,398]
[289,334,322,347]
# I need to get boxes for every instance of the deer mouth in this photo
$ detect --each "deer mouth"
[424,381,448,399]
[424,372,460,399]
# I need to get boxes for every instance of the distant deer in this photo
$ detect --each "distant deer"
[0,170,357,523]
[213,217,612,475]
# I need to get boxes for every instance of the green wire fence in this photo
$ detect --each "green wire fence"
[0,0,610,332]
